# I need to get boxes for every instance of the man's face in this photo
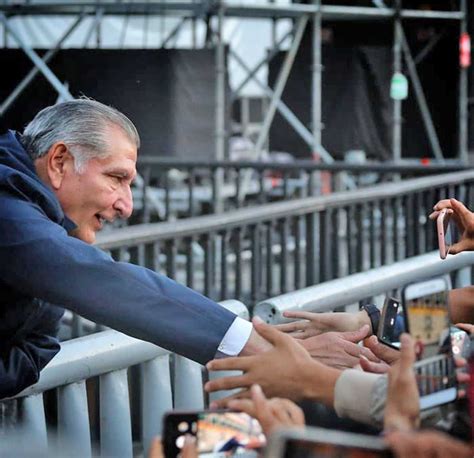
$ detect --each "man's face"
[56,126,137,244]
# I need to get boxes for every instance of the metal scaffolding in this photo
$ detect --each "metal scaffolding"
[0,1,469,164]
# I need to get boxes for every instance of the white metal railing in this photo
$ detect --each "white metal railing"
[254,251,474,322]
[2,300,248,458]
[3,253,473,456]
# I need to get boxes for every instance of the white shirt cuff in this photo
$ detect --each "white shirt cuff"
[215,317,253,358]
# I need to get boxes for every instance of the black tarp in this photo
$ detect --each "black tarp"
[268,21,461,159]
[0,49,230,160]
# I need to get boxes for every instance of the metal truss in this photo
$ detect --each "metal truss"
[0,0,469,165]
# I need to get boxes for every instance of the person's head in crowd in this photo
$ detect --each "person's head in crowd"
[22,99,140,243]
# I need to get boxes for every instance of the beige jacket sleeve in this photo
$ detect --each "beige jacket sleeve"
[333,369,442,428]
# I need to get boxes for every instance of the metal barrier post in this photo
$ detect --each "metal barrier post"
[57,382,91,457]
[141,355,173,455]
[22,394,47,450]
[100,370,133,458]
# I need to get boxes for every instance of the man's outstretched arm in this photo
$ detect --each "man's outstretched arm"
[0,193,264,365]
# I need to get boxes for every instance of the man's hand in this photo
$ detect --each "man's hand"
[227,384,305,438]
[383,333,420,432]
[205,318,341,408]
[429,198,474,254]
[239,326,273,356]
[275,310,371,338]
[298,325,379,370]
[385,430,472,458]
[359,335,401,374]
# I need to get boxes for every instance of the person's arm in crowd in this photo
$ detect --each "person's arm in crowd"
[228,384,305,437]
[385,430,472,458]
[382,333,472,458]
[294,325,379,370]
[275,309,373,338]
[383,333,420,432]
[206,318,341,407]
[448,287,474,324]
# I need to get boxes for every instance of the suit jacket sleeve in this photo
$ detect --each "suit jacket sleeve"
[0,190,237,365]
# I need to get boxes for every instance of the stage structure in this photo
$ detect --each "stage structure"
[0,1,469,169]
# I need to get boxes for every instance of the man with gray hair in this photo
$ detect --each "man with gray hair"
[0,98,269,398]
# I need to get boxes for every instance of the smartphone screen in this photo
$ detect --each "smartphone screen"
[163,410,264,457]
[402,278,457,409]
[377,297,403,349]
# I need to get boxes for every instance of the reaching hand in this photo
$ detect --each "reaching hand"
[385,430,472,458]
[298,325,379,370]
[429,198,474,254]
[205,318,341,408]
[227,384,305,438]
[275,310,370,338]
[383,334,419,433]
[359,335,401,374]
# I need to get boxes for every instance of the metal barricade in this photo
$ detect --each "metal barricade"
[2,300,248,457]
[135,158,468,222]
[97,170,474,308]
[254,251,474,322]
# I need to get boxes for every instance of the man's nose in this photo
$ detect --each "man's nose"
[114,185,133,219]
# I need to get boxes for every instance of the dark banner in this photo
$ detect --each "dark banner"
[0,49,230,160]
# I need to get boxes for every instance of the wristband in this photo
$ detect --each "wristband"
[360,304,380,335]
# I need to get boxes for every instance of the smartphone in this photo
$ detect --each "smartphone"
[377,296,403,350]
[264,427,392,458]
[163,409,264,457]
[402,277,457,410]
[437,209,451,259]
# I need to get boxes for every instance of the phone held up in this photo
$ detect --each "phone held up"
[437,208,452,259]
[163,409,264,457]
[376,276,466,410]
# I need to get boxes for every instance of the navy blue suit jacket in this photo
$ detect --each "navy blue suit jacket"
[0,131,237,398]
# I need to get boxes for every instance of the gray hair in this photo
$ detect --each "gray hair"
[22,98,140,173]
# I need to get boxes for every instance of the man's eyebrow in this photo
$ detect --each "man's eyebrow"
[106,169,136,180]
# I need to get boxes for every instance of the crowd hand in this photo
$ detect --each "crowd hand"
[429,198,474,254]
[275,310,370,338]
[227,384,305,438]
[385,430,472,458]
[455,322,474,334]
[359,335,401,374]
[205,318,339,407]
[148,436,197,458]
[297,325,379,370]
[383,333,420,433]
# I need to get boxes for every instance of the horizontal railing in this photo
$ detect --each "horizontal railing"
[4,254,473,456]
[3,300,247,458]
[97,170,474,308]
[254,251,474,321]
[134,157,468,222]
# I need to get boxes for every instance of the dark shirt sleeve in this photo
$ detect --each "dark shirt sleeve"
[0,191,238,365]
[0,332,60,398]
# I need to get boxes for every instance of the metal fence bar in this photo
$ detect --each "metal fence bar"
[254,251,474,323]
[22,394,47,450]
[173,356,204,410]
[57,381,91,457]
[100,369,133,458]
[141,355,173,454]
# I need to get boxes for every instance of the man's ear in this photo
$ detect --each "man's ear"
[46,142,74,190]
